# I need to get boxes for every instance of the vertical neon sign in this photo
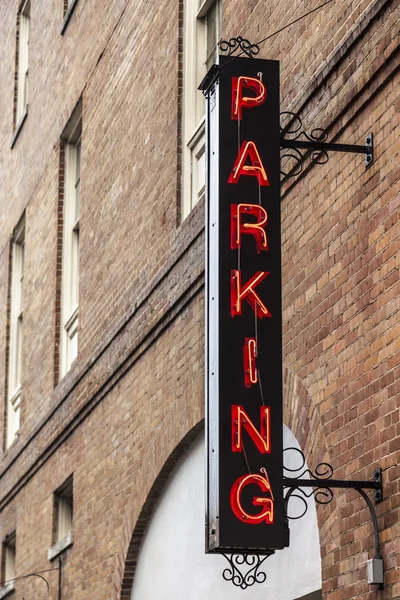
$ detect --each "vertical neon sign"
[206,56,284,553]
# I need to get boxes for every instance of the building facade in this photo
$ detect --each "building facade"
[0,0,398,598]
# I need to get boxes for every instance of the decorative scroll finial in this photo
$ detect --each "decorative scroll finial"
[280,112,329,177]
[280,112,373,176]
[283,447,334,519]
[221,552,274,589]
[219,37,260,58]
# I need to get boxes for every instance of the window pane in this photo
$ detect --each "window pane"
[8,224,24,445]
[4,537,16,582]
[16,6,30,122]
[58,497,73,540]
[67,316,78,368]
[61,110,81,377]
[206,2,217,69]
[75,140,81,220]
[196,144,205,202]
[182,0,221,219]
[55,477,74,542]
[190,134,205,210]
[15,318,22,388]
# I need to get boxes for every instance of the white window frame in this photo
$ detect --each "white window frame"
[188,122,206,208]
[182,0,221,219]
[56,477,73,542]
[16,0,30,126]
[61,110,81,377]
[48,477,73,560]
[2,532,16,592]
[7,221,25,448]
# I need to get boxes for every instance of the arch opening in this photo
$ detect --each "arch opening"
[127,425,322,600]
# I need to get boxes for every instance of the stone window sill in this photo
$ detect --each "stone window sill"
[0,581,15,599]
[48,531,73,561]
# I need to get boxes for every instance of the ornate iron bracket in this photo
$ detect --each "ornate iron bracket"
[280,112,373,175]
[198,37,260,94]
[221,551,274,589]
[219,36,261,58]
[283,448,383,585]
[281,135,373,166]
[220,451,383,590]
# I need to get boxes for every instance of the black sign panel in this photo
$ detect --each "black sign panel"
[206,56,283,552]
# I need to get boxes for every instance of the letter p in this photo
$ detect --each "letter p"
[232,76,266,121]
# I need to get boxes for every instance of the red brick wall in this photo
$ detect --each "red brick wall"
[0,0,398,598]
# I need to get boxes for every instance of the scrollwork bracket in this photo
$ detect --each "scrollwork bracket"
[280,112,373,177]
[283,448,383,587]
[221,551,274,590]
[220,452,383,590]
[218,37,261,58]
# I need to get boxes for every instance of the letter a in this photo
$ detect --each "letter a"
[228,141,270,186]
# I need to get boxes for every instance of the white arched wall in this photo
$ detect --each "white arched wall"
[131,426,322,600]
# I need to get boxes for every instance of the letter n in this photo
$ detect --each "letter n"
[232,405,271,453]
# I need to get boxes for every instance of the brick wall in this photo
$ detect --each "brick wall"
[0,0,398,598]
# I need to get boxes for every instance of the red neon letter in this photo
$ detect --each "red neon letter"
[232,405,271,453]
[230,204,268,252]
[230,473,274,525]
[231,76,266,121]
[228,142,270,187]
[243,338,258,387]
[231,270,272,318]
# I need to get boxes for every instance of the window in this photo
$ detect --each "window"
[1,532,16,595]
[182,0,221,219]
[60,102,81,377]
[55,476,73,542]
[6,219,25,448]
[15,0,30,127]
[130,429,323,599]
[49,476,73,560]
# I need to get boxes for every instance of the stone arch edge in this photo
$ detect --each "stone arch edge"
[114,419,205,600]
[283,365,331,469]
[114,367,330,599]
[283,365,335,594]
